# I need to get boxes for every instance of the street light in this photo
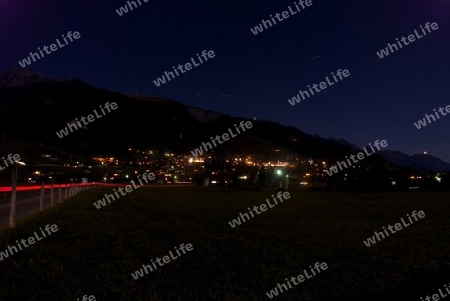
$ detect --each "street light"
[275,169,283,190]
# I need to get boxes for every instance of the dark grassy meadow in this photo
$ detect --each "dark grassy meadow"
[0,187,449,301]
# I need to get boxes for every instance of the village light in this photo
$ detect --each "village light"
[435,174,442,183]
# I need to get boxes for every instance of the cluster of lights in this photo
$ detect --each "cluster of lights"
[188,158,204,163]
[263,161,289,167]
[435,174,442,183]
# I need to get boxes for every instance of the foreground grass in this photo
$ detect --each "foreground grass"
[0,187,449,300]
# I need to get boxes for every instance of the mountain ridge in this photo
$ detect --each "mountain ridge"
[0,69,448,173]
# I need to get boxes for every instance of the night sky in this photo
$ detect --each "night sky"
[1,0,449,160]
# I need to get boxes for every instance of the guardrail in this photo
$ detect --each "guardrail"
[0,177,195,228]
[0,181,195,228]
[3,180,96,229]
[0,183,94,192]
[0,182,194,192]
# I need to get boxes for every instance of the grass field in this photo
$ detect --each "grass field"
[0,187,449,301]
